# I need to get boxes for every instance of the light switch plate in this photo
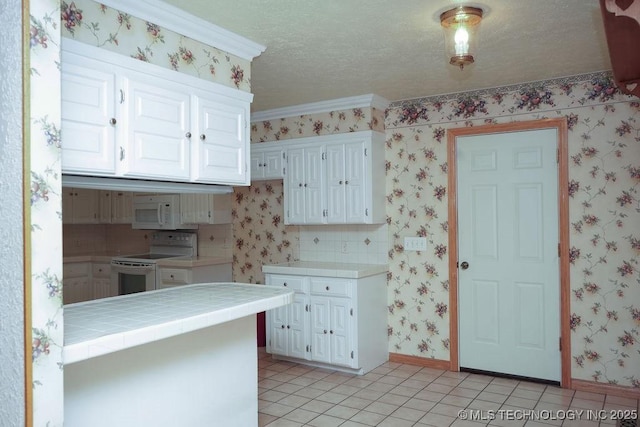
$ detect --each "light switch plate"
[404,237,427,251]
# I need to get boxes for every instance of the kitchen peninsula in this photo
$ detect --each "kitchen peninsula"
[64,283,293,427]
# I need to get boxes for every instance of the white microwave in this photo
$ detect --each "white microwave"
[132,195,196,230]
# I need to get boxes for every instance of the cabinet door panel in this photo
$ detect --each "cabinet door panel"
[263,150,284,179]
[330,299,351,367]
[286,148,306,224]
[344,142,366,223]
[304,146,325,224]
[310,298,331,363]
[123,77,190,180]
[61,62,116,174]
[193,97,247,184]
[111,191,133,224]
[326,144,346,223]
[72,189,100,224]
[269,306,288,355]
[250,152,265,179]
[288,296,308,359]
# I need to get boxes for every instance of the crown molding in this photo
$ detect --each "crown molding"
[98,0,266,61]
[251,94,390,122]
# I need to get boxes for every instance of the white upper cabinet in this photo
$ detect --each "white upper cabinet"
[121,74,191,180]
[282,131,386,225]
[286,145,325,224]
[61,40,253,186]
[191,96,248,184]
[179,193,231,224]
[250,142,286,181]
[61,55,117,175]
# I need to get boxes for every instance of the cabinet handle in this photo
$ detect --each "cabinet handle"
[185,132,192,138]
[200,134,206,140]
[119,89,125,104]
[109,117,117,125]
[119,146,125,161]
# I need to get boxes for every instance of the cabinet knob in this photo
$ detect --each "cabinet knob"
[324,330,327,334]
[345,181,349,185]
[287,325,290,329]
[109,117,117,125]
[170,274,175,279]
[330,330,333,334]
[339,180,343,184]
[283,282,287,287]
[281,325,285,329]
[298,183,303,187]
[304,183,308,187]
[200,134,206,140]
[326,286,330,291]
[185,132,192,138]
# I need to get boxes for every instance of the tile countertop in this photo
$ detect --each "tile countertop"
[63,283,293,365]
[262,261,389,279]
[156,256,231,268]
[63,254,232,267]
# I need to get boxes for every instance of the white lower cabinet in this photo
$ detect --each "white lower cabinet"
[157,263,232,290]
[265,272,387,374]
[92,262,117,299]
[63,262,91,304]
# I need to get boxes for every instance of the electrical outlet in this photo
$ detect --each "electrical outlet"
[404,237,427,251]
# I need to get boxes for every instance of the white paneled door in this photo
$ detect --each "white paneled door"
[457,129,560,382]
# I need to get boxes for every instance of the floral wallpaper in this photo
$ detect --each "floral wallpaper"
[385,72,640,389]
[30,0,64,425]
[241,72,639,390]
[60,0,252,93]
[232,181,298,284]
[251,107,386,142]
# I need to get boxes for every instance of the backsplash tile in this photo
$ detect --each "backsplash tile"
[299,224,388,264]
[63,223,232,258]
[197,224,233,257]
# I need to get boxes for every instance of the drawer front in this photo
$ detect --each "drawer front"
[64,262,89,278]
[91,263,110,278]
[161,268,191,284]
[310,278,351,297]
[266,275,306,293]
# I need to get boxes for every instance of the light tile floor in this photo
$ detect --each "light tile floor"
[257,349,639,427]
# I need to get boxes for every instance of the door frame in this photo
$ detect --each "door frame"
[447,118,571,388]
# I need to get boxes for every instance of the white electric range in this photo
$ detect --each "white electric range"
[110,231,198,295]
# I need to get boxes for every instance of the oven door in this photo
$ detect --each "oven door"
[110,260,156,295]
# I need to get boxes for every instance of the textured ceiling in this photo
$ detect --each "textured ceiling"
[161,0,612,113]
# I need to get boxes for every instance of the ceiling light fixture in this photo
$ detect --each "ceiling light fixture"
[440,6,483,70]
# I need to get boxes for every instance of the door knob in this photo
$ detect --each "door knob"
[460,261,469,270]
